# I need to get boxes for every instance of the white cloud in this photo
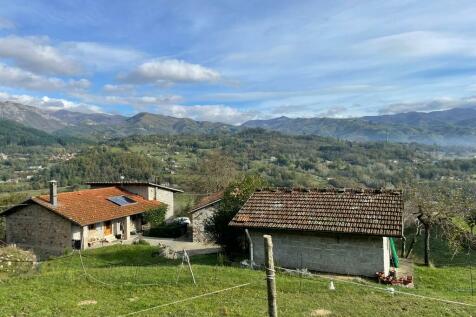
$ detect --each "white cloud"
[0,36,81,75]
[102,84,135,93]
[60,42,145,72]
[362,31,476,57]
[317,106,348,118]
[0,92,101,113]
[0,18,14,30]
[0,35,145,76]
[378,96,476,114]
[0,63,90,91]
[120,59,221,85]
[72,91,183,108]
[164,104,258,124]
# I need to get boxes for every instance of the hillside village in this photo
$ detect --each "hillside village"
[1,111,476,316]
[2,1,476,316]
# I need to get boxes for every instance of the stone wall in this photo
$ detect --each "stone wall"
[249,230,389,277]
[191,204,217,242]
[5,205,72,259]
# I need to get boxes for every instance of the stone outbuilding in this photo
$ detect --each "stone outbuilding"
[229,188,403,277]
[1,181,182,258]
[189,192,223,242]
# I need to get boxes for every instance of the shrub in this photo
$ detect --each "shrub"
[143,204,168,226]
[145,223,187,238]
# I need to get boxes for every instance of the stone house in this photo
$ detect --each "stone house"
[189,192,223,242]
[229,188,403,277]
[1,181,182,258]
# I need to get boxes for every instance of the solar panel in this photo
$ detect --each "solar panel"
[107,195,136,206]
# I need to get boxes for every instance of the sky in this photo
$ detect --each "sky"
[0,0,476,124]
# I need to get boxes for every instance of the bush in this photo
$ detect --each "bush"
[145,223,187,238]
[143,204,168,226]
[206,175,266,253]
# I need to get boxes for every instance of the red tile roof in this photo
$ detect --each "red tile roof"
[229,188,403,237]
[31,187,162,226]
[189,191,223,214]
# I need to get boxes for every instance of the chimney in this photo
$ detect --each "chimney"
[49,180,58,206]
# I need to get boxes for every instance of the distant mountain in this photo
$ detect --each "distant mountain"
[54,112,236,139]
[2,101,476,146]
[0,102,234,139]
[123,112,235,135]
[242,108,476,147]
[0,102,66,133]
[52,109,127,126]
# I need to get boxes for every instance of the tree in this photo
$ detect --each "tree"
[206,175,266,253]
[192,150,238,193]
[406,183,465,266]
[460,185,476,235]
[406,184,444,265]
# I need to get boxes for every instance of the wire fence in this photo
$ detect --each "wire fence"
[2,239,476,315]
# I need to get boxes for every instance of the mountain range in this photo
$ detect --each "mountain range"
[1,101,476,147]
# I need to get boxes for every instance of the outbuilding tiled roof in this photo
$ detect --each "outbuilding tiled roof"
[189,191,223,214]
[229,188,403,237]
[27,187,162,226]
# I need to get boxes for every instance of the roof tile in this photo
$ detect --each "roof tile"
[229,188,403,237]
[33,187,161,226]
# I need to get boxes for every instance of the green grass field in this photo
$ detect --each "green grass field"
[1,237,475,317]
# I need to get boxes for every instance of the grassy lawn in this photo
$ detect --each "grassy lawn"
[0,243,475,317]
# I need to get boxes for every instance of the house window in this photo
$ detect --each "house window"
[88,224,95,230]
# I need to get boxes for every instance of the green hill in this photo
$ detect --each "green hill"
[0,119,73,147]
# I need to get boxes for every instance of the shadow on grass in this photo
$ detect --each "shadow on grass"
[80,244,221,268]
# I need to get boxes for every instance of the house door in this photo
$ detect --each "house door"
[104,221,112,236]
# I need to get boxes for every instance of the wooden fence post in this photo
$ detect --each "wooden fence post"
[264,234,278,317]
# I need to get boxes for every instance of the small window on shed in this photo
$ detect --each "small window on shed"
[108,195,136,206]
[88,224,95,230]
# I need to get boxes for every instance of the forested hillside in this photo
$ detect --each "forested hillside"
[21,129,476,193]
[0,119,73,147]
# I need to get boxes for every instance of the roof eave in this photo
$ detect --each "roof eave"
[229,222,404,238]
[189,199,222,214]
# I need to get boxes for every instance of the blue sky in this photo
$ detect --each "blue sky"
[0,0,476,124]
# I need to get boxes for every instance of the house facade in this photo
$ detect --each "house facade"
[229,188,403,277]
[2,181,182,258]
[87,181,182,221]
[189,192,223,242]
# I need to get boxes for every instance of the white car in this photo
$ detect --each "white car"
[173,217,191,225]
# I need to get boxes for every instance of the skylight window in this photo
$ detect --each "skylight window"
[108,196,136,206]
